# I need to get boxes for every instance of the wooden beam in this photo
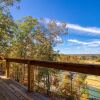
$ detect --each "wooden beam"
[5,57,100,76]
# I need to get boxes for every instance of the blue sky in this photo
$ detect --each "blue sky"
[10,0,100,54]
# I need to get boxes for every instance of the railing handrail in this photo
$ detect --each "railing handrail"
[5,57,100,76]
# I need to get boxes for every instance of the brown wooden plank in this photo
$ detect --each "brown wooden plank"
[10,84,34,100]
[0,79,19,100]
[5,57,100,76]
[0,77,35,100]
[1,77,49,100]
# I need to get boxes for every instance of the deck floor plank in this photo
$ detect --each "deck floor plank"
[0,79,19,100]
[0,76,50,100]
[0,77,34,100]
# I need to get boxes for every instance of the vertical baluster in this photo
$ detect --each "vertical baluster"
[28,61,34,92]
[6,60,10,78]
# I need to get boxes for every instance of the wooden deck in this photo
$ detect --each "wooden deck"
[0,76,50,100]
[0,57,100,100]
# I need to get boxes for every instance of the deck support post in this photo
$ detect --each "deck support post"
[6,60,10,78]
[28,61,34,92]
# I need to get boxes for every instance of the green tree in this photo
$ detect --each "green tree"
[9,16,38,58]
[9,17,67,94]
[0,0,21,56]
[33,19,67,94]
[0,10,17,56]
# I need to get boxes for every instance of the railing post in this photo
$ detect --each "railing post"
[6,60,10,78]
[28,61,34,92]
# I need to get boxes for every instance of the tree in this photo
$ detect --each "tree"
[9,16,38,58]
[0,10,17,56]
[0,0,21,56]
[9,17,67,94]
[0,0,20,10]
[33,19,67,94]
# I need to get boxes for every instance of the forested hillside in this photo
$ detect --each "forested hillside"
[57,54,100,64]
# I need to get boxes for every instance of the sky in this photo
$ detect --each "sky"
[10,0,100,54]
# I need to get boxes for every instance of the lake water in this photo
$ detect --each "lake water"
[87,86,100,100]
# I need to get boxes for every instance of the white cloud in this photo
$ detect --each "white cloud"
[67,39,100,47]
[40,18,100,35]
[67,24,100,35]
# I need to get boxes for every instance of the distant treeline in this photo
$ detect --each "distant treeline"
[56,54,100,62]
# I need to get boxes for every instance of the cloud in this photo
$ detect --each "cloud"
[67,39,100,47]
[39,18,100,35]
[67,24,100,35]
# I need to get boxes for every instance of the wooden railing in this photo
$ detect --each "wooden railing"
[4,57,100,92]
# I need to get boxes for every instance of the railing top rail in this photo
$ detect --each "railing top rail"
[5,57,100,76]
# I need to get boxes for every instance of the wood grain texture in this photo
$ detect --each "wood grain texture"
[5,57,100,76]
